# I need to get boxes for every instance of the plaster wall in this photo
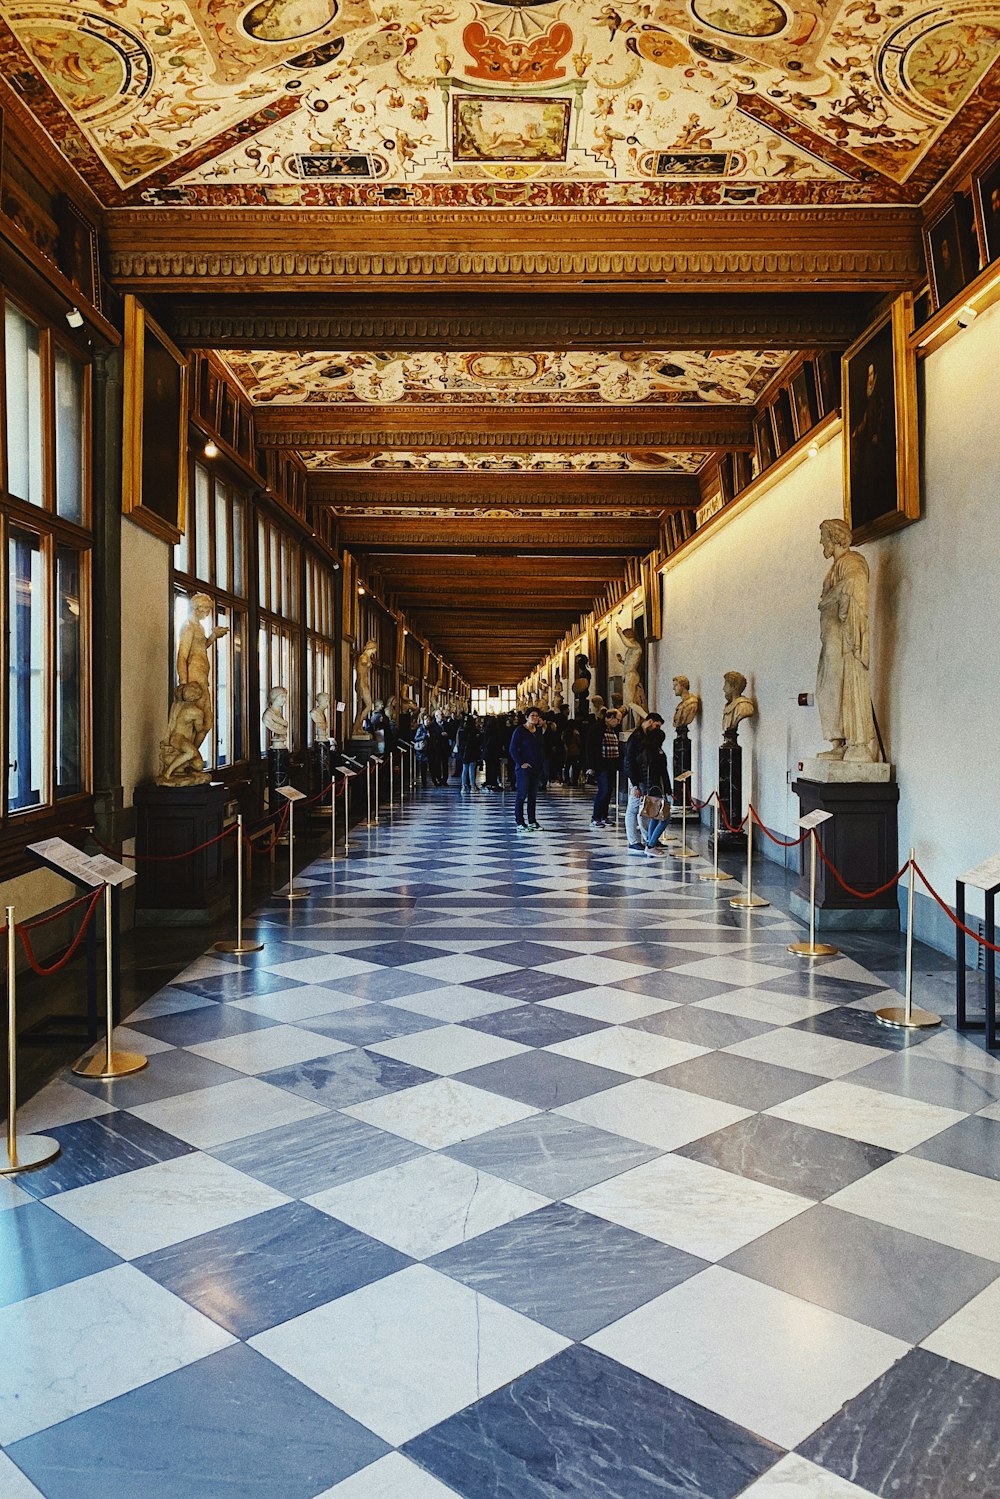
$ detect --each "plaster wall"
[649,300,1000,950]
[121,518,172,810]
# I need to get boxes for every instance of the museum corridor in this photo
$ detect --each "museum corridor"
[3,788,1000,1499]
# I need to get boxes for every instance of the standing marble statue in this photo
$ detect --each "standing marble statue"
[310,692,331,742]
[616,624,648,718]
[672,676,700,730]
[721,671,755,743]
[552,677,565,711]
[175,592,228,755]
[353,636,378,734]
[157,684,211,785]
[816,518,877,762]
[263,686,289,747]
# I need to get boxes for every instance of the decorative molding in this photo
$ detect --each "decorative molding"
[340,519,658,549]
[307,473,700,507]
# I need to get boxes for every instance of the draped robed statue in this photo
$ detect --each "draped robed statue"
[816,518,878,763]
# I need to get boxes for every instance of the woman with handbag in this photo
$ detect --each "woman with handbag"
[639,727,672,856]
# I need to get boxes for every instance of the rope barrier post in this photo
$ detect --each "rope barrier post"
[277,788,309,902]
[388,751,395,815]
[215,816,263,954]
[671,772,695,861]
[700,794,734,883]
[72,886,148,1078]
[614,771,621,833]
[731,776,769,911]
[787,819,839,959]
[876,851,941,1030]
[373,758,381,825]
[1,907,60,1175]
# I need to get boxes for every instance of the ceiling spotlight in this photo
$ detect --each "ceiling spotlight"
[332,559,341,571]
[358,584,366,595]
[807,441,819,459]
[66,307,84,329]
[203,440,218,459]
[957,305,978,328]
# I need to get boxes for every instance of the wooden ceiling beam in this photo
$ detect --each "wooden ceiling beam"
[309,472,701,506]
[343,520,658,549]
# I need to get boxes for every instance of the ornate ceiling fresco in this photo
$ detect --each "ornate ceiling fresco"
[300,447,708,471]
[221,347,789,404]
[1,0,997,207]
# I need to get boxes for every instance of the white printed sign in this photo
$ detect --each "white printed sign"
[798,809,834,831]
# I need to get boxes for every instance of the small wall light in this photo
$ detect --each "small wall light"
[203,440,219,459]
[66,307,84,329]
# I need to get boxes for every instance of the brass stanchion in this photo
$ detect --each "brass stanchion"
[283,792,309,901]
[700,795,734,882]
[614,771,621,832]
[73,886,148,1078]
[788,828,839,959]
[1,906,60,1175]
[373,757,381,824]
[877,851,941,1030]
[731,779,769,911]
[671,772,696,860]
[366,760,373,826]
[329,776,339,863]
[215,816,264,953]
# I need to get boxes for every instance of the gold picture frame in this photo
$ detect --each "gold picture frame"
[122,295,188,544]
[843,294,919,543]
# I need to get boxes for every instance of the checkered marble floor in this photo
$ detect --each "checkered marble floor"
[5,785,1000,1498]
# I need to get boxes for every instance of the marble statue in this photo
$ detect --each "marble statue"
[816,518,878,762]
[616,623,648,718]
[263,686,289,748]
[722,671,755,743]
[353,635,378,734]
[175,592,227,756]
[552,677,565,711]
[672,676,701,730]
[157,683,211,786]
[572,654,592,702]
[310,692,330,742]
[590,694,606,717]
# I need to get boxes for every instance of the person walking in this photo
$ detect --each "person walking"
[587,707,622,827]
[456,713,482,792]
[482,714,503,791]
[563,719,583,785]
[639,726,672,855]
[413,713,431,789]
[624,712,665,854]
[509,708,545,831]
[428,709,449,786]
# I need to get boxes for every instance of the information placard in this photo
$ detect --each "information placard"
[276,786,307,802]
[798,809,834,831]
[84,853,136,888]
[959,853,1000,892]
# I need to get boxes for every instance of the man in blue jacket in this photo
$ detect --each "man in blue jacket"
[509,708,546,832]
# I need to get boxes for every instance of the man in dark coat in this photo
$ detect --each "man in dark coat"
[509,708,546,831]
[586,708,622,827]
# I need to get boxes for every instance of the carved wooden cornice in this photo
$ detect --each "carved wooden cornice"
[308,472,700,507]
[165,292,874,351]
[105,207,924,292]
[341,519,659,548]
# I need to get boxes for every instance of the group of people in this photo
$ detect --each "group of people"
[408,702,674,853]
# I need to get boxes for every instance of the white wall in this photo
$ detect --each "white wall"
[121,518,172,808]
[649,300,1000,947]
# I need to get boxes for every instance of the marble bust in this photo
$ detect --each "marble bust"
[672,675,701,732]
[263,685,289,749]
[721,671,755,744]
[816,517,877,762]
[310,691,330,742]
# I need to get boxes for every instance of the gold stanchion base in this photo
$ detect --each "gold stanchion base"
[671,847,697,859]
[875,1004,942,1030]
[284,889,310,902]
[700,872,735,882]
[787,940,840,958]
[214,938,265,954]
[71,1049,149,1079]
[0,1135,61,1174]
[730,895,770,909]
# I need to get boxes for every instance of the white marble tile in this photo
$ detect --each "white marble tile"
[539,987,677,1023]
[386,986,523,1022]
[368,1024,528,1076]
[0,1179,32,1212]
[921,1273,1000,1379]
[127,989,215,1019]
[0,1264,234,1444]
[556,1079,750,1152]
[537,955,656,985]
[316,1452,462,1498]
[666,955,794,986]
[110,1025,176,1056]
[229,985,370,1022]
[976,1097,1000,1120]
[547,1027,708,1077]
[0,1452,47,1498]
[588,1265,905,1450]
[724,1028,887,1078]
[829,1155,1000,1263]
[696,987,838,1025]
[345,1078,537,1150]
[917,1030,1000,1074]
[47,1151,289,1258]
[251,1264,567,1446]
[14,1076,115,1132]
[569,1153,810,1260]
[309,1152,547,1260]
[175,955,237,982]
[399,955,518,983]
[721,1450,878,1496]
[768,1079,966,1151]
[186,1024,352,1075]
[127,1076,326,1148]
[265,954,380,983]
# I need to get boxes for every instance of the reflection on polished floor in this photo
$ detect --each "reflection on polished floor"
[3,788,1000,1499]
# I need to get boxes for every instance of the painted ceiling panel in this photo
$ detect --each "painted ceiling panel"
[300,447,708,470]
[1,0,997,205]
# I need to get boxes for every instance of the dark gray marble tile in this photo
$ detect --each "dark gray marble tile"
[211,1110,424,1197]
[262,1049,436,1109]
[724,1203,999,1343]
[632,1006,774,1050]
[321,967,447,1001]
[444,1112,661,1198]
[17,1111,193,1199]
[911,1114,1000,1183]
[67,1048,246,1108]
[790,1005,934,1052]
[800,1348,1000,1498]
[297,1003,445,1045]
[0,1201,120,1305]
[130,1005,281,1046]
[464,1004,607,1047]
[647,1051,821,1112]
[614,970,742,1004]
[405,1343,781,1499]
[676,1113,894,1200]
[456,1050,628,1110]
[848,1052,1000,1112]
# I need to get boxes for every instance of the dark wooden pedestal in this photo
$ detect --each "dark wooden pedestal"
[791,777,900,931]
[672,728,692,817]
[717,741,743,849]
[134,781,229,925]
[310,741,333,802]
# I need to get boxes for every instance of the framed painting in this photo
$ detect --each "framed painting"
[55,195,101,314]
[974,150,1000,266]
[122,296,188,544]
[813,350,840,417]
[769,389,795,455]
[925,197,979,311]
[842,295,919,542]
[733,448,753,493]
[452,96,571,163]
[754,410,776,471]
[718,453,735,503]
[789,364,818,440]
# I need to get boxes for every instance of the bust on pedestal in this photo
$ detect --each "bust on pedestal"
[671,675,700,816]
[719,671,754,847]
[263,686,291,795]
[310,692,333,800]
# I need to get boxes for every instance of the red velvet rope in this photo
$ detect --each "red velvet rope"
[715,791,748,835]
[244,803,290,857]
[17,887,104,976]
[913,861,1000,954]
[92,826,236,863]
[813,833,911,901]
[749,806,811,848]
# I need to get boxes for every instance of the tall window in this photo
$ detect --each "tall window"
[173,462,248,767]
[257,512,300,752]
[1,297,91,821]
[305,553,337,731]
[472,687,516,715]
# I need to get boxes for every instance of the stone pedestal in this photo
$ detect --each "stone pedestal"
[717,741,743,849]
[672,728,692,818]
[791,775,900,931]
[267,746,290,796]
[310,741,333,803]
[134,781,229,924]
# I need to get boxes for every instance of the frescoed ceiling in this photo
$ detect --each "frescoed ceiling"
[1,0,998,207]
[299,447,708,472]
